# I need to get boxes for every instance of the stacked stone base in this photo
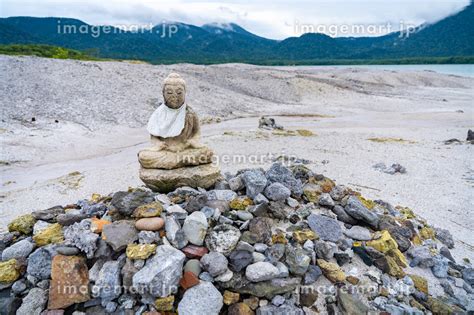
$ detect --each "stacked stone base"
[139,163,220,192]
[138,145,220,192]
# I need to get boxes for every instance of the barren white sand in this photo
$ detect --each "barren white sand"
[0,55,473,263]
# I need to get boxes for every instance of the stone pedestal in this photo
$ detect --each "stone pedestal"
[139,163,220,192]
[138,146,220,192]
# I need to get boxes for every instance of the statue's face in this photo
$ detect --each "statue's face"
[163,83,185,109]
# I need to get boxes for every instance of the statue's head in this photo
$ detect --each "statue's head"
[163,73,186,109]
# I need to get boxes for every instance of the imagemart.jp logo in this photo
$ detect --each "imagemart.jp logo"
[56,20,180,38]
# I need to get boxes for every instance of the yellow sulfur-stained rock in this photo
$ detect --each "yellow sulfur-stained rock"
[132,201,163,218]
[358,195,376,210]
[303,183,322,202]
[292,229,318,243]
[0,259,20,283]
[317,259,346,283]
[271,232,287,244]
[126,244,157,260]
[8,214,36,235]
[386,248,408,268]
[409,274,428,295]
[33,223,64,246]
[154,296,174,312]
[230,197,253,210]
[419,227,436,240]
[223,290,240,305]
[366,230,398,253]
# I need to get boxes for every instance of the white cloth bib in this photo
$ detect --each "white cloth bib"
[147,103,186,138]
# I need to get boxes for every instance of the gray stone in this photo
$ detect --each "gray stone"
[275,262,289,278]
[111,190,155,216]
[254,243,268,253]
[241,169,268,198]
[201,206,215,218]
[1,238,34,261]
[105,301,117,313]
[407,246,435,268]
[319,193,335,207]
[264,182,291,201]
[331,205,358,225]
[343,226,372,241]
[207,189,237,201]
[102,220,138,251]
[64,220,99,258]
[229,250,253,272]
[432,256,449,278]
[337,290,369,315]
[236,241,254,252]
[314,240,337,260]
[228,176,244,191]
[27,247,53,280]
[272,295,286,306]
[56,210,88,226]
[89,259,106,283]
[79,201,108,217]
[166,204,188,220]
[32,205,65,222]
[184,259,201,276]
[257,304,304,315]
[11,279,27,294]
[254,193,269,204]
[182,211,208,246]
[253,252,266,263]
[178,281,223,315]
[132,245,185,297]
[265,163,303,197]
[435,228,455,249]
[303,265,322,284]
[462,267,474,285]
[138,231,160,244]
[185,194,208,213]
[205,224,241,255]
[248,202,269,217]
[55,245,80,256]
[246,262,280,282]
[330,185,347,201]
[165,215,188,249]
[265,244,286,263]
[201,251,228,276]
[285,246,310,275]
[307,214,342,242]
[94,260,122,302]
[215,269,233,282]
[344,196,380,228]
[439,246,455,262]
[236,210,253,221]
[94,239,112,258]
[199,272,214,282]
[286,197,299,208]
[16,288,48,315]
[36,279,49,290]
[32,220,51,235]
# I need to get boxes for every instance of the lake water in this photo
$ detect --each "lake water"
[275,64,474,78]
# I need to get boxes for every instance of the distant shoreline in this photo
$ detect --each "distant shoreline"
[1,44,473,68]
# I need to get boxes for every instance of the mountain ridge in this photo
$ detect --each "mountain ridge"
[0,4,473,64]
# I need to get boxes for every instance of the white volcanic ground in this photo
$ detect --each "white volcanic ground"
[0,55,473,263]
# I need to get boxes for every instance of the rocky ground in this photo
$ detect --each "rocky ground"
[0,55,473,313]
[1,162,473,314]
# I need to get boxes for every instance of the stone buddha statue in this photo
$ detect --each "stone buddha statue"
[138,73,220,192]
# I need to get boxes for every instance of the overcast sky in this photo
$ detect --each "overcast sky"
[1,0,470,39]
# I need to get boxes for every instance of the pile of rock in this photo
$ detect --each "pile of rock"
[1,162,472,314]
